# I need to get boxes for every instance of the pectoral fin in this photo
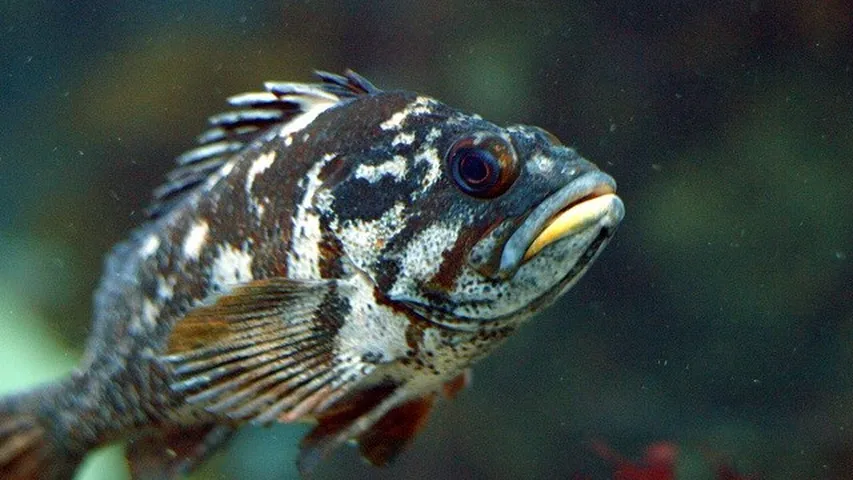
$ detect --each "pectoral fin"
[161,278,372,425]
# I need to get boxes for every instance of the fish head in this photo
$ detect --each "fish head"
[315,93,624,328]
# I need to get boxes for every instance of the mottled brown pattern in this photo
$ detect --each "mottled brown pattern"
[425,222,488,293]
[317,223,346,279]
[0,71,623,479]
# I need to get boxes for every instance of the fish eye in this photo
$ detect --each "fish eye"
[447,134,518,198]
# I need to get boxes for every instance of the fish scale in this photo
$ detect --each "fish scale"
[0,70,623,479]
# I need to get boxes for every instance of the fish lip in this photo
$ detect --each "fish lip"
[497,170,622,277]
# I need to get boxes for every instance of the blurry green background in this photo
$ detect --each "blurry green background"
[1,1,852,479]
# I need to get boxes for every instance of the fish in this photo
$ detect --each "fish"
[0,70,624,479]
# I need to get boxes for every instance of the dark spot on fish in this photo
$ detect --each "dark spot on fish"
[318,154,354,186]
[314,284,349,331]
[140,275,161,300]
[332,175,411,222]
[361,351,384,363]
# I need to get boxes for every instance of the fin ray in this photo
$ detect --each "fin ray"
[162,277,374,424]
[233,365,338,422]
[170,327,320,376]
[147,70,382,218]
[297,382,400,474]
[187,345,331,408]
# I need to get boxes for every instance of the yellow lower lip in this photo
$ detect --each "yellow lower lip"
[523,193,619,261]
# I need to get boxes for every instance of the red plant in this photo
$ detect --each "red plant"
[578,440,758,480]
[590,440,677,480]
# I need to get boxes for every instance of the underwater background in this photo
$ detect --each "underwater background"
[1,1,852,478]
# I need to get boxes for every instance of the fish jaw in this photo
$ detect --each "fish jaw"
[523,193,624,261]
[497,170,624,277]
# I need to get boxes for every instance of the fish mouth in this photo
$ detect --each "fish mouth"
[497,171,625,277]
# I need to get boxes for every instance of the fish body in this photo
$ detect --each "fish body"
[0,71,624,479]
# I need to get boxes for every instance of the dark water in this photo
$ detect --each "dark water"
[1,2,852,479]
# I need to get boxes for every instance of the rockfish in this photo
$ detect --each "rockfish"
[0,70,624,479]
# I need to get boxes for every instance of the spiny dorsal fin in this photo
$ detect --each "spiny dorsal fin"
[146,70,381,218]
[161,277,376,426]
[313,69,380,97]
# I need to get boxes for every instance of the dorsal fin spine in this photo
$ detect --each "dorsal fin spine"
[227,91,280,106]
[145,70,382,219]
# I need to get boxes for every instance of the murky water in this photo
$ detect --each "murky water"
[1,2,851,479]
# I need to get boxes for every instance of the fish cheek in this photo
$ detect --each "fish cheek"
[467,217,517,279]
[422,232,479,296]
[415,214,500,305]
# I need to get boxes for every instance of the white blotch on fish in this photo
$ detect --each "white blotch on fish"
[379,97,436,131]
[354,156,408,183]
[183,221,209,261]
[391,131,415,146]
[335,202,408,267]
[336,271,410,362]
[389,221,460,297]
[141,298,161,329]
[528,153,555,175]
[140,234,160,259]
[246,151,277,219]
[210,243,254,292]
[413,147,442,194]
[287,153,336,280]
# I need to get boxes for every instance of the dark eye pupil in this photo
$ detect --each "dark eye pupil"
[446,134,518,199]
[459,151,492,185]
